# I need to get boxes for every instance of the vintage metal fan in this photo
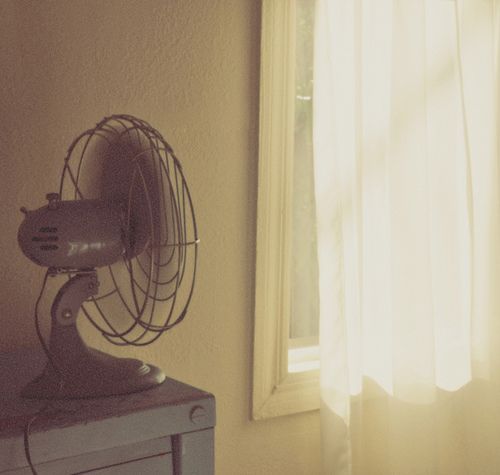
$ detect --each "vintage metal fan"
[17,114,198,399]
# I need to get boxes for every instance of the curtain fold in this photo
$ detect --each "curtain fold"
[314,1,500,473]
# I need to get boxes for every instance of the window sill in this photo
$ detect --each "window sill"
[253,368,320,420]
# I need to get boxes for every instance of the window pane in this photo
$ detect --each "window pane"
[289,0,318,341]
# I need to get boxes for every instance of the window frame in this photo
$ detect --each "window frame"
[252,0,319,420]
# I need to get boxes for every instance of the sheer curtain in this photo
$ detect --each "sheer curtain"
[313,1,500,474]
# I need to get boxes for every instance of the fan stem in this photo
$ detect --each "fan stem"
[22,272,165,399]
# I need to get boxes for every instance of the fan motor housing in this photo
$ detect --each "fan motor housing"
[18,197,126,269]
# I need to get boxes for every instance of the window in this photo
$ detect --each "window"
[252,0,318,420]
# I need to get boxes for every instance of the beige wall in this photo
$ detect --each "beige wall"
[0,1,320,473]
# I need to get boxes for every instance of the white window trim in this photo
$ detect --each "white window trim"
[252,0,319,420]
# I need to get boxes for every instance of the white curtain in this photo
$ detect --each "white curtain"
[314,1,500,474]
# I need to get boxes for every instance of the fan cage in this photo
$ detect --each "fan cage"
[58,114,198,346]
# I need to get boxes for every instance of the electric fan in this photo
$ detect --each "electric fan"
[17,114,198,399]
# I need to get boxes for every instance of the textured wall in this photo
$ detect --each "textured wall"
[0,1,320,474]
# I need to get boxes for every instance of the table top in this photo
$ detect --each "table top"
[0,348,215,471]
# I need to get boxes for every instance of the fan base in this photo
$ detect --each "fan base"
[21,348,166,400]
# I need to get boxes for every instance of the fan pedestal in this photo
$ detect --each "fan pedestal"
[22,273,165,400]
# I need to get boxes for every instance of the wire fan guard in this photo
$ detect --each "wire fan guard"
[59,114,198,347]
